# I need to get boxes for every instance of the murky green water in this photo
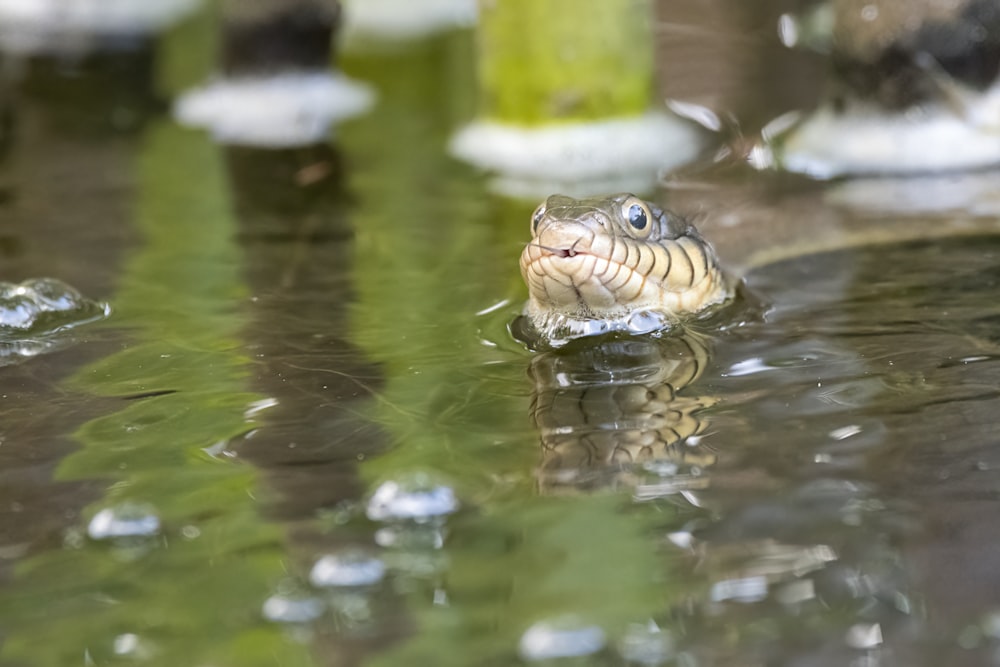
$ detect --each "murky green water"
[4,4,1000,667]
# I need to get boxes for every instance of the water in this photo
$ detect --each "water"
[3,3,1000,667]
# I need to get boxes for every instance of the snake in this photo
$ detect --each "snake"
[519,193,735,343]
[518,193,734,491]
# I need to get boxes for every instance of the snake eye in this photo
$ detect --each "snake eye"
[531,203,546,234]
[627,204,647,230]
[621,197,653,238]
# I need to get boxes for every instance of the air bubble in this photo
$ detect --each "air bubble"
[0,278,109,364]
[366,473,459,523]
[309,550,386,588]
[845,622,882,649]
[0,278,107,334]
[518,616,606,661]
[87,501,161,540]
[262,591,325,624]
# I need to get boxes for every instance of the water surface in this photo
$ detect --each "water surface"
[1,4,1000,667]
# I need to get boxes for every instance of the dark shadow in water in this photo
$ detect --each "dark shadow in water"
[225,142,408,665]
[6,45,164,139]
[229,143,385,518]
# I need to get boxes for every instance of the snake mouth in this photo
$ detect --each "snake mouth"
[530,240,589,260]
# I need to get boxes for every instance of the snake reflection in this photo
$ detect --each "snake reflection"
[529,329,722,493]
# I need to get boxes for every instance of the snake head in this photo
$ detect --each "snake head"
[528,193,694,249]
[519,193,733,334]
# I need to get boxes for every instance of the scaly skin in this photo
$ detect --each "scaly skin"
[519,193,733,337]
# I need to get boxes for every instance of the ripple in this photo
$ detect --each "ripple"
[0,295,39,329]
[111,633,155,659]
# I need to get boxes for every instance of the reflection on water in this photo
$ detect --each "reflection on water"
[529,331,716,494]
[6,3,1000,667]
[497,234,1000,665]
[686,237,1000,666]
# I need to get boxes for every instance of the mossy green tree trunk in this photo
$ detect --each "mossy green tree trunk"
[478,0,655,124]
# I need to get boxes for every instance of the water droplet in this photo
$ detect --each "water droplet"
[725,357,776,377]
[666,531,694,549]
[642,460,679,477]
[244,397,278,419]
[0,293,40,329]
[667,100,722,132]
[114,633,139,655]
[366,473,459,523]
[0,279,109,363]
[961,355,991,364]
[829,425,862,440]
[710,575,769,603]
[625,309,671,334]
[111,633,154,658]
[262,591,325,624]
[476,299,512,316]
[777,13,799,47]
[309,550,386,588]
[202,439,237,460]
[845,622,882,649]
[24,277,85,312]
[87,502,161,540]
[518,617,606,661]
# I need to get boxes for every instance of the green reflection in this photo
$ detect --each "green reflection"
[478,0,655,124]
[0,123,313,667]
[340,33,677,665]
